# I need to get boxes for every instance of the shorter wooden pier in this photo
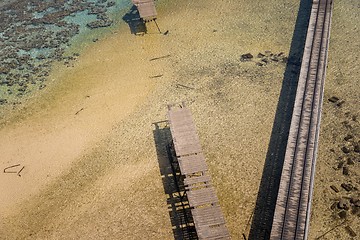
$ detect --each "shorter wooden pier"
[167,102,230,240]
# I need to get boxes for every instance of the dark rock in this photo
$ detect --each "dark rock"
[270,56,279,62]
[36,54,46,60]
[257,53,265,58]
[264,50,272,56]
[86,19,113,29]
[240,53,253,62]
[107,1,116,7]
[347,158,355,165]
[261,58,269,64]
[330,185,339,193]
[343,166,350,176]
[354,144,360,153]
[338,198,350,210]
[18,86,26,92]
[0,99,8,105]
[256,62,264,67]
[342,146,351,154]
[338,210,347,219]
[341,183,354,192]
[337,161,344,169]
[337,100,345,107]
[328,96,339,103]
[345,226,357,237]
[344,134,354,141]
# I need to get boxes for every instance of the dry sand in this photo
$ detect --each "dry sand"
[0,0,358,239]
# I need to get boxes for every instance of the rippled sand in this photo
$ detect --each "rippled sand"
[0,0,358,239]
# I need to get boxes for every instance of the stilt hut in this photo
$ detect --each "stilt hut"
[132,0,157,22]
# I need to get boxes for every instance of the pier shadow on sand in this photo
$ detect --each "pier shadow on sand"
[122,5,147,35]
[248,0,313,239]
[153,121,198,240]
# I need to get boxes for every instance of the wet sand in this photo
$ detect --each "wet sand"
[0,0,358,239]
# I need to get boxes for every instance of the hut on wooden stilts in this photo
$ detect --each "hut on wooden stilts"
[132,0,161,33]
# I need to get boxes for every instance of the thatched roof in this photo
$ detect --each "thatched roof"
[132,0,157,21]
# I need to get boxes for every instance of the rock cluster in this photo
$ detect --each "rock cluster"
[240,50,288,66]
[0,0,118,107]
[326,95,359,237]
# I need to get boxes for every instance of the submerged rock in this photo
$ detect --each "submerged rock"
[240,53,253,62]
[0,99,8,105]
[87,19,113,29]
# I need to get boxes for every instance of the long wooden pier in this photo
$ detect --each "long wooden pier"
[270,0,333,239]
[168,103,230,240]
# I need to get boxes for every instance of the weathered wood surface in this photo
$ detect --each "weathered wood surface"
[196,225,231,240]
[168,104,230,239]
[192,206,226,226]
[179,155,208,176]
[132,0,157,20]
[187,187,219,208]
[183,174,210,186]
[270,0,333,239]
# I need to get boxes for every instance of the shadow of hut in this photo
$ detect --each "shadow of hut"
[122,5,147,35]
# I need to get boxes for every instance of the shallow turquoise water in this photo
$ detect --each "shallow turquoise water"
[0,0,134,104]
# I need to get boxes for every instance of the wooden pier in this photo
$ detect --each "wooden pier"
[167,103,230,240]
[270,0,334,239]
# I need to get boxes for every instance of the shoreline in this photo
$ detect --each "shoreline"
[0,0,359,239]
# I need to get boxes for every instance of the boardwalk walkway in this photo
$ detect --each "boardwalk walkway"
[167,103,230,240]
[270,0,334,239]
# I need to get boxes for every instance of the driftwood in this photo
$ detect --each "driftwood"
[149,54,171,61]
[176,84,195,90]
[316,220,353,239]
[75,108,84,115]
[3,164,20,173]
[17,166,25,177]
[149,74,163,79]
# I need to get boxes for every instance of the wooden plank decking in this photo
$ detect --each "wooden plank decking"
[270,0,334,239]
[168,103,230,239]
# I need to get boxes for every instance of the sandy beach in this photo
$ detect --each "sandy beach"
[0,0,359,239]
